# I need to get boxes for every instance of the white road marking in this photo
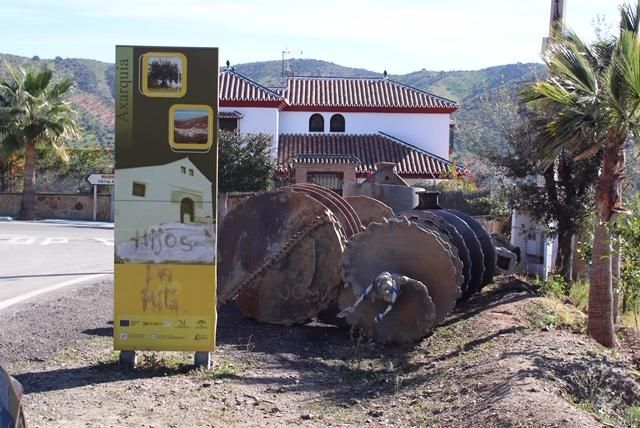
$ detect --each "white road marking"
[92,238,114,246]
[41,237,70,245]
[0,273,112,311]
[8,237,36,244]
[1,236,113,245]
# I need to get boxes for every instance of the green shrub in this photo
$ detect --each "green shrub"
[569,280,589,312]
[531,274,567,299]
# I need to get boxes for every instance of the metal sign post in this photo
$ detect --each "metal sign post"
[86,174,115,221]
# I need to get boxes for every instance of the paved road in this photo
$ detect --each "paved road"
[0,220,113,309]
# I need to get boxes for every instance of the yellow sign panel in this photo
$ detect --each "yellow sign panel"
[114,264,216,351]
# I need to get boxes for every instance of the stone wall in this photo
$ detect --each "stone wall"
[0,193,113,221]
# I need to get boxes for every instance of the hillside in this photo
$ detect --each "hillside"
[0,54,545,154]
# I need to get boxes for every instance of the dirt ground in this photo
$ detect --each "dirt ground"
[1,277,639,427]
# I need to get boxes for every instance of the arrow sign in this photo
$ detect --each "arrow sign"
[86,173,115,186]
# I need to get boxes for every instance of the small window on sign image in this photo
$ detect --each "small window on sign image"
[169,105,214,152]
[141,52,187,98]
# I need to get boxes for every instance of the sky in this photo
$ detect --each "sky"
[0,0,626,73]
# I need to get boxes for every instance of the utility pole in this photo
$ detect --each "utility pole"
[532,0,568,280]
[543,0,566,52]
[549,0,566,30]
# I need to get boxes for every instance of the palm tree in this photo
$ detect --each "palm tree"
[522,2,640,347]
[0,63,79,219]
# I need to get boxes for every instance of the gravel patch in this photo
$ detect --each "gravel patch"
[2,278,639,427]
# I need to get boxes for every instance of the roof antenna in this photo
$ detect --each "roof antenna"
[281,48,303,84]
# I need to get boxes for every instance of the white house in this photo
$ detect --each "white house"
[218,68,459,190]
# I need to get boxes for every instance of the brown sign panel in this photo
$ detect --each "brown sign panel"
[113,46,218,352]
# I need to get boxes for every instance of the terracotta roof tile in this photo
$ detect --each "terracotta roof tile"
[218,70,458,113]
[219,110,243,119]
[294,154,361,164]
[219,69,284,107]
[282,77,457,113]
[278,133,457,178]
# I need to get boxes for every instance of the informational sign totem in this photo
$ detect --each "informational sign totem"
[113,46,218,353]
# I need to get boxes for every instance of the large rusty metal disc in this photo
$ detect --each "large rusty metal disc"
[399,210,472,299]
[337,276,436,345]
[396,214,465,297]
[286,183,363,237]
[340,217,460,326]
[445,209,496,288]
[428,209,485,296]
[218,190,346,325]
[345,196,395,226]
[235,209,345,325]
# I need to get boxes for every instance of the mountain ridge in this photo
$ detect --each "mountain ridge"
[0,53,545,153]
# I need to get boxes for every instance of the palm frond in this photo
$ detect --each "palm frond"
[620,1,640,34]
[49,78,74,99]
[544,41,598,96]
[0,62,80,165]
[616,31,640,115]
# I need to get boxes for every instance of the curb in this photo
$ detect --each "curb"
[34,219,114,229]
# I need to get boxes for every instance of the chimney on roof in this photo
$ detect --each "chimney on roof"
[383,70,388,79]
[226,60,230,69]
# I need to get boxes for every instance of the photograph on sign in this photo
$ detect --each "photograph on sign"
[114,158,215,264]
[140,52,187,98]
[168,105,213,152]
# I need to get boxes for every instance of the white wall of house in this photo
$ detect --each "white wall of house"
[510,210,558,279]
[229,107,279,156]
[278,111,451,159]
[114,158,214,243]
[234,107,279,136]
